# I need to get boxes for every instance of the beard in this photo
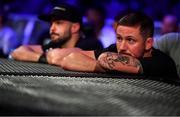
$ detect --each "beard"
[42,31,71,51]
[118,50,133,56]
[50,31,71,42]
[51,29,72,46]
[50,36,70,48]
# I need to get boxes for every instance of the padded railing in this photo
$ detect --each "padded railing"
[0,58,147,78]
[0,58,180,115]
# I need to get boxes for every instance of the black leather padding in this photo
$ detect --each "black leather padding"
[0,58,146,78]
[1,58,180,115]
[0,58,179,84]
[0,75,180,115]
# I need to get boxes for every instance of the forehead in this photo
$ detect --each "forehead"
[51,19,72,24]
[116,25,141,36]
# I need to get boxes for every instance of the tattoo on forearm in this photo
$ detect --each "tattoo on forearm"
[103,52,116,69]
[100,52,143,73]
[114,55,130,65]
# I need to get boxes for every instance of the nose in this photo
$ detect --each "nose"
[118,40,127,51]
[50,23,56,32]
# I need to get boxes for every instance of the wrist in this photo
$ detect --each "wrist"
[94,61,106,72]
[38,53,47,63]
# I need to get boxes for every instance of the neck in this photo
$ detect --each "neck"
[61,33,80,48]
[143,48,153,57]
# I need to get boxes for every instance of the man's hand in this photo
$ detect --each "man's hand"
[11,45,43,62]
[46,48,81,66]
[60,52,98,72]
[47,48,105,72]
[98,52,143,74]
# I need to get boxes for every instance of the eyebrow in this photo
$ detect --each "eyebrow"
[125,36,135,38]
[116,34,135,38]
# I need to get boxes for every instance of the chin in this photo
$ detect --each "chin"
[120,52,133,57]
[51,38,60,42]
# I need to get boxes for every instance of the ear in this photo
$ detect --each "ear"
[145,37,153,51]
[71,23,80,34]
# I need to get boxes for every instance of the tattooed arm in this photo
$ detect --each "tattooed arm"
[97,52,143,74]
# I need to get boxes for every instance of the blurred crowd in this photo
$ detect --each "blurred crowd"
[0,0,179,58]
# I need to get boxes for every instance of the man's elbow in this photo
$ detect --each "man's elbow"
[10,46,23,60]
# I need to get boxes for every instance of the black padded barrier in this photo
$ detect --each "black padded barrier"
[0,58,179,85]
[0,58,180,115]
[0,58,146,78]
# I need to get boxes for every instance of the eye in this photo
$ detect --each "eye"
[116,36,122,42]
[54,20,63,25]
[56,21,61,24]
[127,38,136,44]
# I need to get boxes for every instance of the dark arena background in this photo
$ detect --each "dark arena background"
[0,0,180,116]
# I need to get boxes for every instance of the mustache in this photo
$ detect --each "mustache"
[118,51,132,56]
[50,32,59,36]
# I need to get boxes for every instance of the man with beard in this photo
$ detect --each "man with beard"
[11,4,103,63]
[46,12,178,78]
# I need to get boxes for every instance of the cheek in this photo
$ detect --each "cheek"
[56,27,62,33]
[116,41,120,52]
[53,25,63,33]
[129,45,145,58]
[116,41,145,58]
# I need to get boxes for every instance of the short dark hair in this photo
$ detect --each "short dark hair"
[117,12,154,40]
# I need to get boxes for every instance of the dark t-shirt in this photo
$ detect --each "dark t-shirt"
[76,37,103,50]
[42,37,103,52]
[94,44,178,78]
